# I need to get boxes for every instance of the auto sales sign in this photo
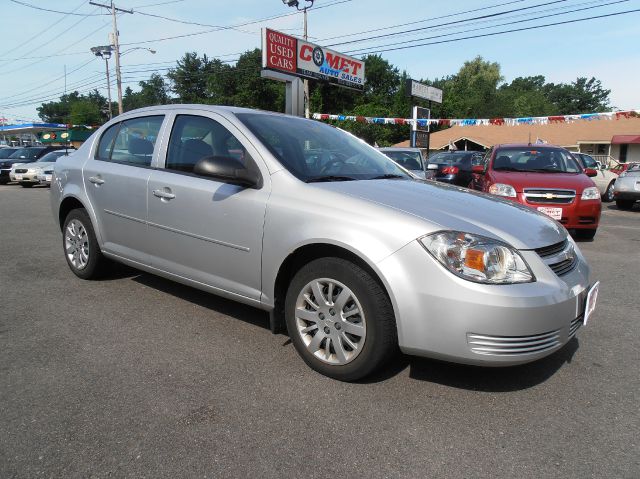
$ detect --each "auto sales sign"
[262,28,365,91]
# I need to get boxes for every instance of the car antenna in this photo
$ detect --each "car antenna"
[528,131,532,146]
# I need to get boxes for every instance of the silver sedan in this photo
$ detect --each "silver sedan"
[613,163,640,210]
[50,105,598,381]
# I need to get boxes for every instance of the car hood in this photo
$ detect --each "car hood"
[33,161,55,170]
[313,179,567,250]
[491,171,595,192]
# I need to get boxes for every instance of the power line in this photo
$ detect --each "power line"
[352,7,640,56]
[315,0,529,44]
[0,0,87,58]
[120,0,352,46]
[327,0,572,48]
[344,0,629,54]
[8,0,107,16]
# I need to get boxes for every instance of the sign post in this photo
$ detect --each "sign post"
[406,79,443,159]
[262,28,366,117]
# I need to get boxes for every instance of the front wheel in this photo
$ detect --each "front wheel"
[575,229,597,240]
[62,208,108,279]
[285,258,397,381]
[20,182,34,188]
[603,181,615,202]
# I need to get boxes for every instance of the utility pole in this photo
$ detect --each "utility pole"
[90,1,133,116]
[303,6,309,119]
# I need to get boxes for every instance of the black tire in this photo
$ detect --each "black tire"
[616,199,635,210]
[284,257,397,381]
[603,181,615,202]
[20,182,33,188]
[575,229,597,240]
[62,208,108,280]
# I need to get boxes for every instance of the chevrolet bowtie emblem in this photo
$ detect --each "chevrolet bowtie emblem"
[545,193,556,199]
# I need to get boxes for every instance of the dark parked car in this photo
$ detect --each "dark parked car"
[426,150,484,187]
[1,146,73,184]
[0,147,19,159]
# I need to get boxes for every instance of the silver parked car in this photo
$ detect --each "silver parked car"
[377,147,426,179]
[613,163,640,210]
[50,106,599,381]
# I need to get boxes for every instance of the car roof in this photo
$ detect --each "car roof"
[494,143,566,149]
[378,147,421,152]
[118,104,288,118]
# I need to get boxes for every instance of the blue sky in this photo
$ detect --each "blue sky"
[1,0,639,123]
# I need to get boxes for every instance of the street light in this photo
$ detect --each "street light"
[91,45,114,119]
[120,47,157,57]
[282,0,314,118]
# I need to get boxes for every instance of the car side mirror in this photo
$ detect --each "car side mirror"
[193,156,262,188]
[472,165,485,174]
[584,168,598,177]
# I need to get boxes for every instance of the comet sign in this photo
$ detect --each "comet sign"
[262,28,365,91]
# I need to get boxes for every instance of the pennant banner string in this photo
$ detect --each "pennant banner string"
[312,109,640,127]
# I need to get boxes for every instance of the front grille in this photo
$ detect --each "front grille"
[534,240,567,258]
[524,188,575,204]
[467,330,561,356]
[569,315,583,339]
[534,239,577,276]
[15,168,28,173]
[549,258,576,275]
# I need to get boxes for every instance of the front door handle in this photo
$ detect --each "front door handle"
[152,189,175,200]
[88,176,104,185]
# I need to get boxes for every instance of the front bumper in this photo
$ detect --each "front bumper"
[515,194,601,230]
[614,191,640,201]
[377,239,592,366]
[15,172,41,183]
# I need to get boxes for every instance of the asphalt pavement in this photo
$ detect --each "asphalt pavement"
[1,184,638,478]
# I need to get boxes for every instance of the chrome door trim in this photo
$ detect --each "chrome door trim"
[147,220,250,252]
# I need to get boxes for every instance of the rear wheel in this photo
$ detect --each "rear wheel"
[285,257,397,381]
[20,182,33,188]
[62,208,108,279]
[603,181,615,202]
[616,199,635,210]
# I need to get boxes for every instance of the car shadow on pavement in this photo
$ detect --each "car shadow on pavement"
[363,338,579,391]
[131,272,270,331]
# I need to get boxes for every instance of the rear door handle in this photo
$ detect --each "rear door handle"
[88,176,104,185]
[152,189,175,200]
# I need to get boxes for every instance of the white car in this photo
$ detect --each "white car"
[572,153,618,202]
[14,150,73,187]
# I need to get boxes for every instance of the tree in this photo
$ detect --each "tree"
[123,74,171,111]
[167,52,213,103]
[37,90,109,124]
[544,77,610,114]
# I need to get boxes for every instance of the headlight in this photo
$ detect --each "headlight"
[488,183,517,197]
[420,231,534,284]
[581,186,599,200]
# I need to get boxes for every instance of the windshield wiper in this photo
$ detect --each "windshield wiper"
[494,167,521,172]
[367,174,406,180]
[305,175,357,183]
[527,168,565,173]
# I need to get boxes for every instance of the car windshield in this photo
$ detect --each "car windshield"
[236,113,410,182]
[492,148,581,173]
[9,148,44,160]
[380,150,424,170]
[576,154,598,169]
[626,164,640,176]
[37,151,68,162]
[428,152,476,165]
[0,149,17,159]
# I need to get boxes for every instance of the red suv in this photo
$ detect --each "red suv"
[471,144,602,239]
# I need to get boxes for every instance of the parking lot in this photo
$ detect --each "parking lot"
[0,184,638,478]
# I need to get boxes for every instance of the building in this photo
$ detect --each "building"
[394,117,640,165]
[0,122,68,146]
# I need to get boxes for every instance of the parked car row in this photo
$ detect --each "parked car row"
[0,146,75,187]
[379,145,607,239]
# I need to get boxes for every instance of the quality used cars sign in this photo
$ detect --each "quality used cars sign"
[262,28,365,91]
